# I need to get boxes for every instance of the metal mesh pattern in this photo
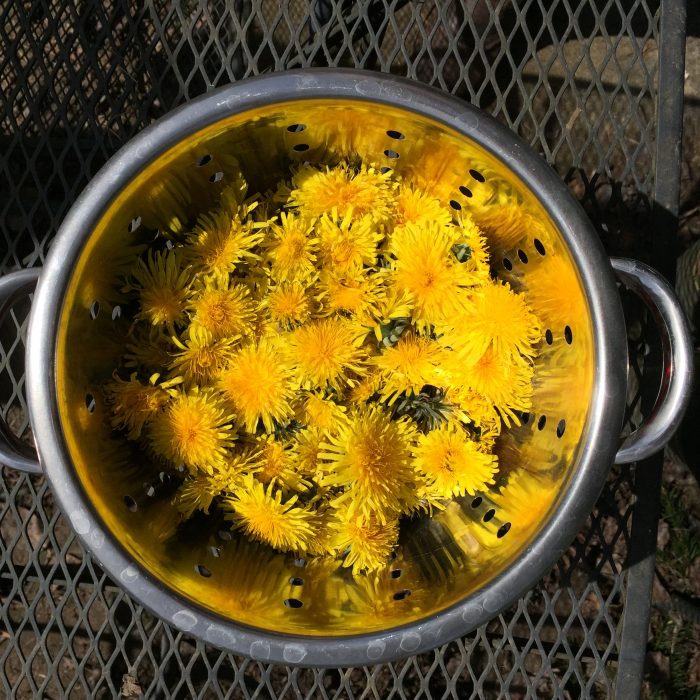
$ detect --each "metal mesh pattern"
[0,0,678,697]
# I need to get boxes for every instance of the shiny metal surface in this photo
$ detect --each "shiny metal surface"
[0,268,41,473]
[16,69,635,665]
[612,257,694,463]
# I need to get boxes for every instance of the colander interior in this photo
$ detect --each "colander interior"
[54,98,594,635]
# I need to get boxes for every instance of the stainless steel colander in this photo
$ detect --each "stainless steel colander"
[0,70,692,667]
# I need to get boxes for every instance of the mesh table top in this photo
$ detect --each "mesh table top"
[0,1,687,697]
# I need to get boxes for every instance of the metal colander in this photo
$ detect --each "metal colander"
[0,70,691,667]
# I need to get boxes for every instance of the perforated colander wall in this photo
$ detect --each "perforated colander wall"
[0,1,685,697]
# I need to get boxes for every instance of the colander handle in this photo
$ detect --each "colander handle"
[612,257,694,464]
[0,268,42,474]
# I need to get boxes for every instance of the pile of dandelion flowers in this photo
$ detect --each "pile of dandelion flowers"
[224,476,317,552]
[126,249,192,327]
[149,387,236,473]
[413,424,498,499]
[218,338,296,433]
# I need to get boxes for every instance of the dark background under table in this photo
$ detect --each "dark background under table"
[0,1,688,697]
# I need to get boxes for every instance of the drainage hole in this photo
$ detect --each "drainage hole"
[517,249,529,264]
[469,168,486,182]
[209,546,221,558]
[386,129,405,140]
[293,143,309,152]
[383,149,400,159]
[483,508,496,523]
[393,589,411,601]
[471,496,483,508]
[284,598,303,608]
[287,123,306,133]
[289,576,304,586]
[390,569,402,579]
[534,238,546,255]
[128,216,142,233]
[89,301,100,320]
[556,419,566,438]
[123,495,138,512]
[450,199,462,211]
[564,325,573,344]
[545,329,553,345]
[196,154,211,166]
[537,415,547,431]
[497,522,512,538]
[459,185,473,197]
[503,257,513,271]
[85,393,95,413]
[195,564,212,578]
[208,171,223,183]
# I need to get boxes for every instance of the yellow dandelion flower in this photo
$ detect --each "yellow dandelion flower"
[218,338,295,433]
[286,317,368,390]
[149,387,235,473]
[329,512,399,574]
[444,386,501,440]
[290,427,325,477]
[316,210,383,274]
[188,276,255,340]
[169,327,237,385]
[373,333,446,405]
[264,281,312,328]
[453,213,491,277]
[348,372,383,405]
[390,222,480,329]
[224,476,317,552]
[298,392,348,433]
[319,405,418,521]
[441,280,540,363]
[104,372,180,439]
[186,209,264,277]
[315,268,385,323]
[393,184,452,228]
[264,212,318,282]
[126,249,192,327]
[412,424,498,499]
[124,327,173,371]
[252,435,310,491]
[287,163,394,222]
[173,464,249,519]
[463,348,534,426]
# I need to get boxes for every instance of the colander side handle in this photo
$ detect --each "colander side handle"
[612,257,694,464]
[0,268,42,474]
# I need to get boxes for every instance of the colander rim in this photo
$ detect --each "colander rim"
[26,68,628,667]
